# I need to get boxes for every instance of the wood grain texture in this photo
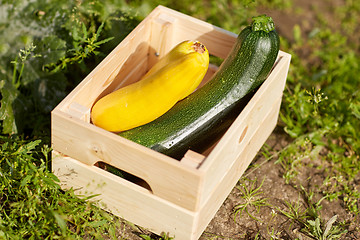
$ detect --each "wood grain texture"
[52,152,197,239]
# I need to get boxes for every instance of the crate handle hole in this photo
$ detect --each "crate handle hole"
[238,126,248,144]
[94,161,152,192]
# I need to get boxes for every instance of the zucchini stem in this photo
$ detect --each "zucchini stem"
[251,15,275,33]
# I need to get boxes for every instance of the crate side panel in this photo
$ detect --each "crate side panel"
[52,153,197,240]
[51,111,203,211]
[198,52,291,207]
[195,97,283,238]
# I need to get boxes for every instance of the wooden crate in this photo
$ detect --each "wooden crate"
[51,5,291,240]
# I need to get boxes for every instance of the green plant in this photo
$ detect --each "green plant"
[266,209,282,240]
[0,136,125,239]
[275,186,348,240]
[275,134,323,184]
[0,43,42,135]
[305,87,328,116]
[234,177,268,222]
[302,215,347,240]
[0,1,140,239]
[279,5,360,174]
[276,198,308,228]
[0,0,138,136]
[321,175,360,214]
[44,22,114,73]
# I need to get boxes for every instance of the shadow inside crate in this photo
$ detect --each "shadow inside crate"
[92,41,155,104]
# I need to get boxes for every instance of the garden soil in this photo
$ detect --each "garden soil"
[109,0,360,239]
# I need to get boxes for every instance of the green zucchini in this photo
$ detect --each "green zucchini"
[119,15,280,159]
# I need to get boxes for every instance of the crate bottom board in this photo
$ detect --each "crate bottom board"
[52,96,281,240]
[52,152,200,239]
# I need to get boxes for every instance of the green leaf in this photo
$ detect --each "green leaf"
[323,215,337,239]
[140,235,153,240]
[88,220,108,228]
[349,101,360,119]
[293,24,302,44]
[20,175,32,187]
[36,36,67,66]
[81,22,88,40]
[51,211,67,234]
[16,139,41,154]
[0,80,20,134]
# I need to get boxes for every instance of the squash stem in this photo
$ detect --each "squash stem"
[192,41,206,54]
[251,15,275,33]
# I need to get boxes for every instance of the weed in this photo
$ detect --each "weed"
[0,44,42,134]
[275,134,323,184]
[302,186,347,239]
[44,22,114,73]
[275,186,348,240]
[234,177,268,222]
[305,87,328,116]
[276,198,308,228]
[302,215,347,240]
[266,209,282,240]
[321,175,360,214]
[11,43,42,89]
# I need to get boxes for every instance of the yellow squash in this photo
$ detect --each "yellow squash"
[91,40,209,132]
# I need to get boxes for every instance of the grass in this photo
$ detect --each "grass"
[0,136,127,239]
[0,0,359,239]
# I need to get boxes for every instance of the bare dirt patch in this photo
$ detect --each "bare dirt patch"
[200,127,359,239]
